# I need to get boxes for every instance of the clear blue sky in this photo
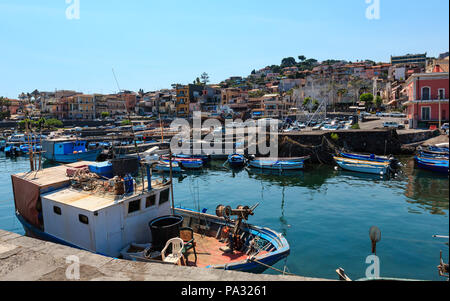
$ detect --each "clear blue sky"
[0,0,448,98]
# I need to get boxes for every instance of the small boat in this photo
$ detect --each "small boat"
[4,145,22,157]
[334,156,391,175]
[173,154,210,165]
[161,156,204,170]
[42,138,102,163]
[19,144,42,154]
[153,161,183,173]
[414,156,449,174]
[339,152,401,170]
[248,157,309,170]
[227,154,246,168]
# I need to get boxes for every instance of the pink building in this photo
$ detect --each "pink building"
[404,72,449,128]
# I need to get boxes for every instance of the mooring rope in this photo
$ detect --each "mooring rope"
[248,256,298,276]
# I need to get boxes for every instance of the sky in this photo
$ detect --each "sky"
[0,0,449,98]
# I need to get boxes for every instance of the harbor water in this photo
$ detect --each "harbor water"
[0,154,448,281]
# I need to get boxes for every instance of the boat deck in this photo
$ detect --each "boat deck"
[12,161,92,189]
[183,233,267,268]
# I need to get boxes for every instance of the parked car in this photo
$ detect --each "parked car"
[383,122,405,129]
[441,123,449,131]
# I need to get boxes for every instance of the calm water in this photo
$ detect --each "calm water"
[0,154,448,280]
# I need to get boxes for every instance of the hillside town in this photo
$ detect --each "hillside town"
[1,52,448,130]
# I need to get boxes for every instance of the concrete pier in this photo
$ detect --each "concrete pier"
[0,230,331,281]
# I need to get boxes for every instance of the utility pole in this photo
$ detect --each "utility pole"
[438,93,442,130]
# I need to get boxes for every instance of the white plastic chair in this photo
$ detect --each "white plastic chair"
[161,238,185,265]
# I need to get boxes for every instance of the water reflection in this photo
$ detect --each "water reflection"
[404,159,449,216]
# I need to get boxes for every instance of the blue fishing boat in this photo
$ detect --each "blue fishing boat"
[161,156,204,170]
[227,154,246,168]
[248,157,309,170]
[19,144,42,154]
[340,152,400,169]
[414,156,449,174]
[173,154,210,164]
[152,161,183,173]
[418,145,449,159]
[4,145,22,157]
[334,156,391,175]
[42,138,101,163]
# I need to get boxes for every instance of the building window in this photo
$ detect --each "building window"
[438,89,445,100]
[422,87,430,100]
[421,107,431,121]
[128,199,141,214]
[53,206,62,215]
[79,214,89,225]
[145,195,156,208]
[159,189,170,205]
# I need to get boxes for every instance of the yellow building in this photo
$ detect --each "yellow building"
[176,85,189,117]
[67,94,96,120]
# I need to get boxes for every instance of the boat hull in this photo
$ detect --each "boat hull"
[44,149,101,163]
[228,154,246,168]
[334,157,390,175]
[249,160,304,170]
[415,157,449,174]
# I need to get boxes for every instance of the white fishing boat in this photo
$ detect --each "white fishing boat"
[11,160,290,274]
[334,156,391,175]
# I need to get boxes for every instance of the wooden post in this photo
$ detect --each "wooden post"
[159,114,164,143]
[169,149,175,215]
[26,119,34,171]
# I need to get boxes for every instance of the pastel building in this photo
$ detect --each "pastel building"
[404,72,449,129]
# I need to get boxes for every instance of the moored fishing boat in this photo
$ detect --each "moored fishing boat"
[248,157,309,170]
[173,154,211,165]
[339,152,400,169]
[414,155,449,174]
[42,138,101,163]
[19,144,42,154]
[161,155,204,170]
[334,156,391,175]
[227,154,246,168]
[153,161,183,173]
[4,145,22,157]
[11,160,289,274]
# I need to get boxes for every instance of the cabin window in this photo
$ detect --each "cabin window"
[145,195,156,208]
[53,206,62,215]
[79,214,89,225]
[159,189,170,205]
[128,199,141,214]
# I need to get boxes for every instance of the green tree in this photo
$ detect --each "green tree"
[312,99,320,111]
[121,119,132,126]
[281,57,297,68]
[374,96,383,109]
[303,97,312,107]
[298,55,306,62]
[101,112,110,119]
[360,93,374,109]
[45,118,63,129]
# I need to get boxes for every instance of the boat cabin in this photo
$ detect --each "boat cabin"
[12,161,172,257]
